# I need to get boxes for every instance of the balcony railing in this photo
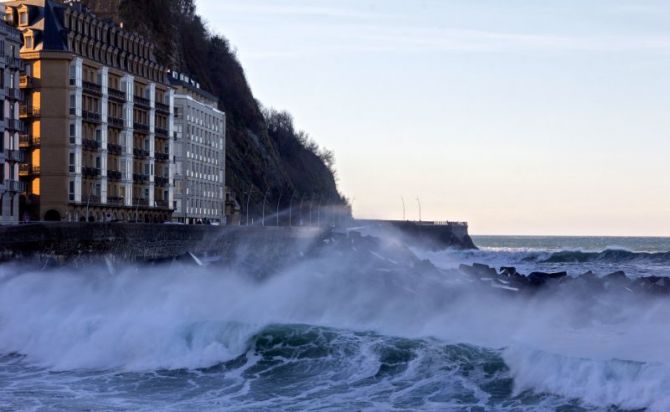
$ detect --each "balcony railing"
[82,194,101,204]
[107,170,123,181]
[19,164,40,176]
[19,105,40,118]
[4,88,22,100]
[155,127,168,138]
[156,102,170,113]
[6,56,21,69]
[83,139,101,151]
[7,149,26,163]
[82,167,101,178]
[82,81,102,96]
[107,143,123,155]
[155,152,170,162]
[133,198,149,207]
[133,173,149,183]
[4,118,24,132]
[19,133,30,148]
[4,180,26,193]
[82,111,101,123]
[155,200,170,209]
[155,176,169,187]
[108,88,126,101]
[108,116,124,128]
[133,148,149,158]
[134,95,150,108]
[107,196,125,206]
[133,122,149,133]
[19,75,34,89]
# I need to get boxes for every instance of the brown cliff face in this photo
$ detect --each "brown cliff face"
[80,0,346,216]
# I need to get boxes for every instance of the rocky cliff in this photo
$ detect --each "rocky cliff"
[81,0,347,217]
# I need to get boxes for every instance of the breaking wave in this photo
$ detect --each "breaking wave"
[2,233,670,410]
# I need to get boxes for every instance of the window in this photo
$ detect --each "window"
[24,34,34,49]
[69,152,75,172]
[19,11,29,26]
[69,124,76,143]
[69,181,75,201]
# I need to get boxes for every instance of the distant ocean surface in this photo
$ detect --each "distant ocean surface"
[2,234,670,411]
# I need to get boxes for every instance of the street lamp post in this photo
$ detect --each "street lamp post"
[276,192,283,226]
[416,197,422,222]
[288,192,296,226]
[245,186,253,225]
[401,196,406,221]
[261,188,270,226]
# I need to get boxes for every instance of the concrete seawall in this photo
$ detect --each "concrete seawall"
[0,223,327,262]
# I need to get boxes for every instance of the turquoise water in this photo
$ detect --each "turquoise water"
[1,235,669,411]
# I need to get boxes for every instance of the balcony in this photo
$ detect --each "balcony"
[4,180,26,193]
[82,194,101,204]
[107,170,123,181]
[134,95,150,108]
[107,196,125,206]
[107,143,123,155]
[133,174,149,183]
[155,176,169,187]
[155,152,170,162]
[82,81,102,96]
[155,127,168,138]
[7,150,26,163]
[133,148,149,158]
[4,88,22,101]
[82,111,101,124]
[156,101,170,113]
[6,56,21,69]
[108,88,126,101]
[155,200,170,209]
[108,116,124,129]
[82,139,101,151]
[4,118,24,132]
[133,122,149,133]
[133,198,149,207]
[19,164,39,176]
[19,75,34,89]
[82,167,101,178]
[19,134,39,147]
[19,105,40,118]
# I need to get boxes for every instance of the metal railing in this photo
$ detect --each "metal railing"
[108,116,124,128]
[82,139,101,150]
[82,111,101,123]
[4,180,26,193]
[107,170,123,181]
[19,105,40,117]
[156,102,170,113]
[155,127,168,138]
[108,88,126,101]
[134,95,150,107]
[133,122,149,133]
[82,81,101,95]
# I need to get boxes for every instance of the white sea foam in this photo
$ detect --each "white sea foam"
[1,234,670,410]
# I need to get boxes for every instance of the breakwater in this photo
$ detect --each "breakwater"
[354,219,477,250]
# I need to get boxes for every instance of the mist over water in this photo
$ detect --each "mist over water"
[1,232,670,411]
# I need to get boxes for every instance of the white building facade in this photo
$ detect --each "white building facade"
[171,72,226,224]
[0,21,23,224]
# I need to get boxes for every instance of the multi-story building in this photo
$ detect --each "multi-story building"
[0,20,23,224]
[4,0,174,223]
[170,71,226,224]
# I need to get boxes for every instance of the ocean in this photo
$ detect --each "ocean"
[1,234,670,411]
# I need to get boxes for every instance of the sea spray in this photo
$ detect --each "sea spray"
[2,233,670,410]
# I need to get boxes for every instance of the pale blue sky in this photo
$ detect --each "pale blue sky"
[197,0,670,236]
